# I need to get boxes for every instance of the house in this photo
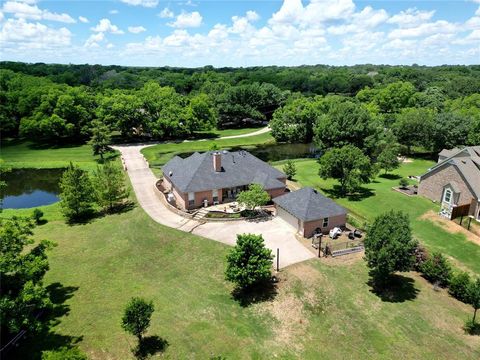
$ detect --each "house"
[161,150,287,210]
[418,146,480,220]
[273,187,347,238]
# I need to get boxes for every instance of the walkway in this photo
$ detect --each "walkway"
[113,128,314,268]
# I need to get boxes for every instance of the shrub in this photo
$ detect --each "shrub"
[399,178,409,189]
[31,208,44,224]
[420,252,451,287]
[413,244,428,271]
[42,346,87,360]
[282,160,297,180]
[464,319,480,335]
[449,271,472,303]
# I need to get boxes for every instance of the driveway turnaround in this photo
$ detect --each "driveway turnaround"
[113,134,314,268]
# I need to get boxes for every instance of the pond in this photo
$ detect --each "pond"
[1,168,65,209]
[177,143,320,162]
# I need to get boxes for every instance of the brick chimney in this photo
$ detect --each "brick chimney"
[213,152,222,172]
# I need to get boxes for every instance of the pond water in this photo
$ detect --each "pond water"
[1,168,64,209]
[177,143,320,162]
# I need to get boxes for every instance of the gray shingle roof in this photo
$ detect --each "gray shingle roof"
[162,150,286,193]
[273,187,347,222]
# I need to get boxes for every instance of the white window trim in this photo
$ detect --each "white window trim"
[443,188,452,204]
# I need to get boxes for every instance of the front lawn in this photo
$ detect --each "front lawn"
[279,158,480,275]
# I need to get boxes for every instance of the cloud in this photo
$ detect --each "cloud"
[120,0,158,8]
[169,11,202,28]
[128,25,146,34]
[84,32,104,48]
[0,17,71,49]
[159,7,174,19]
[0,11,4,22]
[387,8,435,28]
[91,18,124,34]
[78,16,88,23]
[388,20,457,39]
[109,10,119,15]
[328,6,388,35]
[2,1,76,23]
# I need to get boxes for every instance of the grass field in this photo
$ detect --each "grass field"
[3,202,479,359]
[277,159,480,275]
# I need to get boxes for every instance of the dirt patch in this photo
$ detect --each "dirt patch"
[420,210,480,246]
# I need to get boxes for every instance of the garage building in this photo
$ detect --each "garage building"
[273,187,347,238]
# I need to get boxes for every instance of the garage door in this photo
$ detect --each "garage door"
[277,206,301,233]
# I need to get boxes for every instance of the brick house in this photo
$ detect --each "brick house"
[161,150,287,210]
[418,146,480,220]
[273,187,347,238]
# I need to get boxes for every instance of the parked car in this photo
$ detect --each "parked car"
[329,227,342,239]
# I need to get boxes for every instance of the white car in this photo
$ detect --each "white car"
[329,227,342,239]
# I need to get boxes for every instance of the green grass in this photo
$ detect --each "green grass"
[194,127,263,138]
[142,132,275,176]
[1,140,110,170]
[281,159,480,274]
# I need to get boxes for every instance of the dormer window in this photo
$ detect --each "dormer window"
[443,188,452,204]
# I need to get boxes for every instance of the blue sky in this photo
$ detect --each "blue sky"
[0,0,479,67]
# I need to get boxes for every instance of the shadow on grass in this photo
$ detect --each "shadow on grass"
[7,283,82,360]
[66,201,135,226]
[321,185,375,202]
[231,280,278,307]
[367,273,419,303]
[464,321,480,335]
[378,173,402,180]
[133,336,169,360]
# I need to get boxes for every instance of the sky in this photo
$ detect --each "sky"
[0,0,479,67]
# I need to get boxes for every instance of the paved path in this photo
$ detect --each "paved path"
[113,128,314,268]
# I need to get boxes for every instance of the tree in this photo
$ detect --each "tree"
[376,143,400,174]
[399,178,409,189]
[89,119,112,160]
[469,115,480,145]
[236,184,270,210]
[225,234,273,289]
[93,161,129,212]
[0,217,53,336]
[373,81,416,113]
[318,145,374,195]
[393,108,435,153]
[420,252,452,287]
[59,163,95,221]
[282,160,297,180]
[449,271,472,303]
[121,297,155,343]
[364,210,417,284]
[430,112,471,152]
[467,278,480,324]
[31,208,44,224]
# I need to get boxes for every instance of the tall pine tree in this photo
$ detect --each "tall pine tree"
[59,163,95,221]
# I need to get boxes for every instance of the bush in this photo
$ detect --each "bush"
[420,252,451,287]
[413,244,428,271]
[449,271,472,303]
[31,208,44,224]
[399,178,409,189]
[42,346,87,360]
[464,319,480,335]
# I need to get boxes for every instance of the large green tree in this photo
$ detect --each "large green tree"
[0,217,53,336]
[364,211,418,284]
[236,184,270,211]
[89,119,113,160]
[121,297,155,343]
[225,234,273,289]
[59,163,96,221]
[93,161,129,212]
[318,145,375,195]
[393,108,435,153]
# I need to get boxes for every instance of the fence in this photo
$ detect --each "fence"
[317,238,364,257]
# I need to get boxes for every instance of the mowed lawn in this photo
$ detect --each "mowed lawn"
[280,159,480,275]
[3,203,479,359]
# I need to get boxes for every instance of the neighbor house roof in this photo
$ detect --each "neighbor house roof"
[422,146,480,199]
[273,187,347,222]
[162,150,286,193]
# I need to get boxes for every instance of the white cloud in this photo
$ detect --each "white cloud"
[159,7,174,19]
[169,11,202,28]
[109,10,119,15]
[229,11,260,35]
[106,43,114,49]
[120,0,158,8]
[128,25,146,34]
[0,17,71,49]
[91,18,124,34]
[84,32,104,48]
[387,8,435,28]
[79,16,88,23]
[0,11,4,22]
[328,6,388,35]
[388,20,457,39]
[2,1,76,23]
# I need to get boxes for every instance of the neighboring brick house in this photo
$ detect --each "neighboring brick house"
[273,187,347,238]
[161,150,287,210]
[418,146,480,220]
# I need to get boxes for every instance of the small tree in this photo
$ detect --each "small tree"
[468,278,480,324]
[59,163,95,221]
[376,143,400,174]
[318,145,374,195]
[121,297,155,344]
[282,160,297,180]
[236,184,270,211]
[89,119,113,161]
[93,161,129,212]
[399,178,409,189]
[31,208,44,224]
[449,271,472,303]
[364,210,417,285]
[225,234,274,289]
[420,252,452,288]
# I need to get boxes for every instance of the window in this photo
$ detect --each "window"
[212,189,219,202]
[188,192,195,206]
[322,217,329,228]
[443,189,452,204]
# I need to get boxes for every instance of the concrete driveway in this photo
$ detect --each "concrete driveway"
[114,137,314,268]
